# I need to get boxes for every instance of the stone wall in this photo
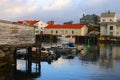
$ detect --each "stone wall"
[0,22,35,45]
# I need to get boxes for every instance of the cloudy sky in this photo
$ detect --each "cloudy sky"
[0,0,120,24]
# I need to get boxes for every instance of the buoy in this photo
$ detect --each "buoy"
[87,39,90,48]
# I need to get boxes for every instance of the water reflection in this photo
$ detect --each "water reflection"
[77,44,120,69]
[1,43,120,80]
[15,60,41,80]
[99,44,120,69]
[0,60,41,80]
[77,44,99,62]
[0,66,14,80]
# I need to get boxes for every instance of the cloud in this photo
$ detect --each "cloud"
[4,5,37,14]
[83,0,108,7]
[0,0,39,20]
[0,0,120,24]
[43,0,72,10]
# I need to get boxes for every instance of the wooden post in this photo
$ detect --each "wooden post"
[38,45,41,60]
[39,31,42,60]
[13,48,17,70]
[27,47,32,73]
[50,34,52,47]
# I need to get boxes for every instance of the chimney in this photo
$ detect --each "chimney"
[83,14,85,17]
[108,10,110,14]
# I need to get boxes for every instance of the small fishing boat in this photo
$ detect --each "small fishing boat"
[58,35,75,44]
[32,47,50,55]
[32,47,56,57]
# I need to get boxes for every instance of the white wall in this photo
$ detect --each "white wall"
[45,25,88,36]
[81,25,88,36]
[100,13,118,36]
[100,26,107,36]
[100,17,117,22]
[34,21,48,35]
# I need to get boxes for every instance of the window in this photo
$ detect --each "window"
[102,19,105,22]
[65,31,67,34]
[109,19,112,22]
[61,30,64,35]
[51,30,53,34]
[35,31,39,33]
[35,26,38,29]
[56,30,58,33]
[72,31,74,34]
[110,26,113,30]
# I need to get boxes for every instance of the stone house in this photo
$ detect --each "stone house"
[0,20,35,45]
[80,14,99,26]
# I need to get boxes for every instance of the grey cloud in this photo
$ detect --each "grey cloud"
[0,0,120,23]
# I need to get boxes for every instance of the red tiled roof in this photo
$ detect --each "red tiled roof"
[17,20,39,25]
[18,21,23,24]
[25,20,39,25]
[45,24,85,29]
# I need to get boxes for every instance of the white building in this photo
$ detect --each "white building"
[44,24,88,43]
[34,21,48,35]
[45,24,88,36]
[100,11,120,37]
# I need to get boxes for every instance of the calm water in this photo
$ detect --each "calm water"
[1,44,120,80]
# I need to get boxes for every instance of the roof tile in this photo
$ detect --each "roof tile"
[46,24,85,29]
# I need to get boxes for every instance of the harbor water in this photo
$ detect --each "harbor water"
[0,43,120,80]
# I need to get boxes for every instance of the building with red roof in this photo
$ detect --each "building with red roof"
[17,20,48,35]
[17,21,23,24]
[17,20,39,25]
[25,20,39,25]
[45,24,88,36]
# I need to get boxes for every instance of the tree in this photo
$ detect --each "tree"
[47,20,55,25]
[63,20,73,24]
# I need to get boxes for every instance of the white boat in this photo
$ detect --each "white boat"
[57,35,75,48]
[58,35,75,44]
[32,47,55,55]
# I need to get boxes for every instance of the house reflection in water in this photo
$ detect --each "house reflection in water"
[78,43,120,69]
[78,45,99,62]
[99,43,120,68]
